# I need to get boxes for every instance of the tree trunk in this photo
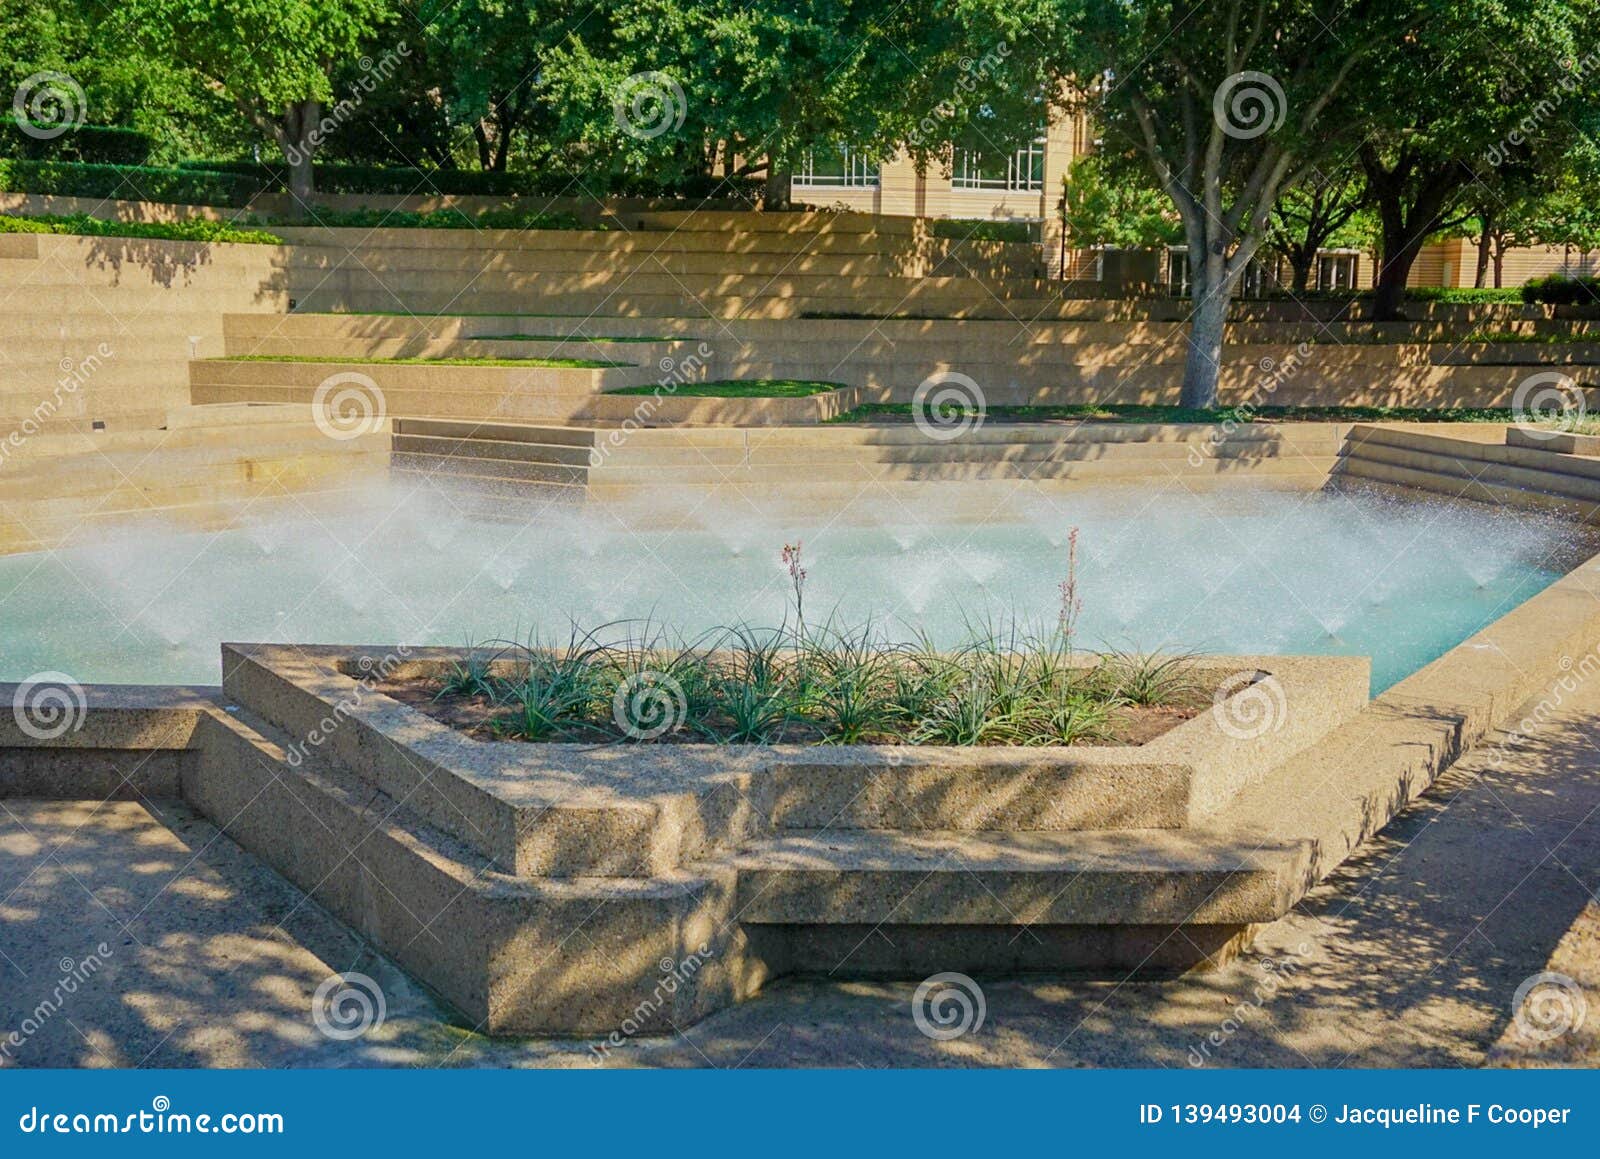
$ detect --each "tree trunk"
[1493,242,1506,289]
[1182,259,1229,410]
[1289,251,1314,294]
[1371,220,1425,321]
[472,123,493,171]
[1475,212,1494,288]
[279,99,320,204]
[763,161,791,211]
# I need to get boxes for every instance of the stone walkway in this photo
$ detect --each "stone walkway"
[3,670,1598,1069]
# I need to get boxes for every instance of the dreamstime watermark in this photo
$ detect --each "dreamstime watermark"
[1187,941,1314,1065]
[1484,50,1600,166]
[911,971,986,1041]
[1483,647,1600,768]
[589,943,714,1062]
[1187,343,1315,466]
[612,71,687,140]
[1,943,113,1062]
[1511,971,1587,1043]
[10,671,86,740]
[284,43,412,167]
[311,971,387,1041]
[588,341,715,466]
[1510,370,1587,438]
[612,670,687,740]
[17,1097,284,1135]
[0,344,115,470]
[311,371,388,441]
[911,371,986,441]
[282,647,412,767]
[12,70,86,140]
[907,42,1013,149]
[1211,669,1287,739]
[1213,71,1287,139]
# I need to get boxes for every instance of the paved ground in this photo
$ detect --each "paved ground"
[3,671,1599,1069]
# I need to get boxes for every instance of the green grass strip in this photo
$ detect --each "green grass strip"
[608,379,846,398]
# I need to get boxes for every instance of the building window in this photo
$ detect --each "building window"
[1318,252,1359,290]
[951,137,1046,192]
[793,145,879,188]
[1166,247,1190,297]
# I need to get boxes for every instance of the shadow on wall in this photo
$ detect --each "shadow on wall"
[74,234,289,301]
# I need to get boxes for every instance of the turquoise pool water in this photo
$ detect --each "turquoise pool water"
[0,484,1587,692]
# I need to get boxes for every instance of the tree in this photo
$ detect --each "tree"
[121,0,394,198]
[1267,163,1371,294]
[1059,154,1180,249]
[0,1,246,163]
[1048,0,1395,407]
[414,1,587,173]
[1355,0,1600,318]
[542,0,1048,206]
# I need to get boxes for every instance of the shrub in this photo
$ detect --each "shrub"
[0,159,260,206]
[0,213,282,245]
[181,159,764,202]
[288,205,594,231]
[1407,286,1524,304]
[1521,275,1600,306]
[0,120,154,165]
[932,218,1037,244]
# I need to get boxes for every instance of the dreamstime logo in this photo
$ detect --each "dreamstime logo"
[12,71,86,140]
[612,71,687,140]
[612,670,687,740]
[912,371,986,442]
[1512,971,1587,1043]
[1212,71,1286,139]
[311,371,387,441]
[911,972,986,1041]
[11,671,86,740]
[311,972,386,1041]
[1511,370,1586,437]
[1211,670,1287,739]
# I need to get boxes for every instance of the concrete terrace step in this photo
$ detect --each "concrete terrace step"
[216,335,686,363]
[732,828,1311,927]
[392,450,587,486]
[392,432,596,466]
[391,416,600,446]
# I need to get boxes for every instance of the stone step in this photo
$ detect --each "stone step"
[1333,456,1600,519]
[186,704,734,1036]
[392,416,600,447]
[733,827,1311,926]
[219,335,685,363]
[1342,438,1600,503]
[392,432,596,466]
[392,450,587,486]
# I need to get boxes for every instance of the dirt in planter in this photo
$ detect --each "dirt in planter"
[376,679,1199,747]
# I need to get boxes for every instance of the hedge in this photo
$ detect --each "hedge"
[181,159,763,201]
[0,160,261,206]
[931,218,1037,244]
[0,120,153,165]
[288,206,597,230]
[0,212,282,244]
[1521,275,1600,305]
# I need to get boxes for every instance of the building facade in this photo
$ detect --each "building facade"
[791,108,1593,292]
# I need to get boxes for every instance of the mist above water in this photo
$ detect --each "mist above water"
[0,481,1588,692]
